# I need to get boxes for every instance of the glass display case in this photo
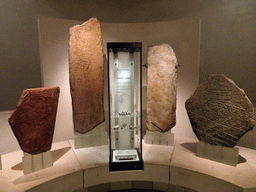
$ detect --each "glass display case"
[107,42,143,171]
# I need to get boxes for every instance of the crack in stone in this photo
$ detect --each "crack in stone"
[151,121,163,132]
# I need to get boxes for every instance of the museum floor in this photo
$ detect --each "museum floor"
[1,136,256,192]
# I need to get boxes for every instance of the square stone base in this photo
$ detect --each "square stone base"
[23,151,53,175]
[74,122,108,149]
[196,140,239,167]
[144,130,174,146]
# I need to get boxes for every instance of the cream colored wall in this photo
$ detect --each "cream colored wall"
[100,20,200,139]
[0,110,20,154]
[1,1,255,111]
[1,1,255,154]
[37,16,256,150]
[38,16,200,144]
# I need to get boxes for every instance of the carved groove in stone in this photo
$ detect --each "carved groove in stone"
[8,86,60,155]
[185,74,255,147]
[146,44,179,132]
[69,18,105,134]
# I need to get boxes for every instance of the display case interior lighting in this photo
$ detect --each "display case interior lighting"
[107,42,144,172]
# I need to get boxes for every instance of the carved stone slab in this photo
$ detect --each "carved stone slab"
[69,18,105,134]
[146,44,179,132]
[185,74,255,147]
[8,86,60,155]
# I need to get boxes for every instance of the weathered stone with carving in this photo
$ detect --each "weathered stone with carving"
[185,74,255,147]
[8,87,60,155]
[146,44,179,132]
[69,18,104,134]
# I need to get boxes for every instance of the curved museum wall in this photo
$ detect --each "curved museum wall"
[0,16,255,191]
[38,16,200,145]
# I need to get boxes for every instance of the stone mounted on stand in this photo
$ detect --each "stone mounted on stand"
[146,44,178,132]
[69,18,105,134]
[146,44,179,132]
[185,74,255,147]
[8,86,60,155]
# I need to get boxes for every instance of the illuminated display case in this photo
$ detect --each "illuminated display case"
[107,42,143,171]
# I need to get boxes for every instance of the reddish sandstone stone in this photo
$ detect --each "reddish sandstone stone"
[185,74,255,147]
[8,86,60,155]
[69,18,105,134]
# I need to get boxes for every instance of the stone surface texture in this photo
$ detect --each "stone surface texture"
[185,74,255,147]
[146,44,179,132]
[69,18,105,134]
[8,86,60,155]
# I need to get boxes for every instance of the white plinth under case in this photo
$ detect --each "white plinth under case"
[113,149,139,162]
[196,140,239,167]
[145,130,174,146]
[23,151,53,175]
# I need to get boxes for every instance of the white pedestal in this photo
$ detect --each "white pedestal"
[23,151,53,175]
[196,140,239,167]
[74,122,108,149]
[113,149,139,162]
[144,130,174,146]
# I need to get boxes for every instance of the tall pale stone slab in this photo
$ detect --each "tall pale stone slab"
[146,44,179,132]
[186,74,255,147]
[8,86,60,155]
[69,18,105,134]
